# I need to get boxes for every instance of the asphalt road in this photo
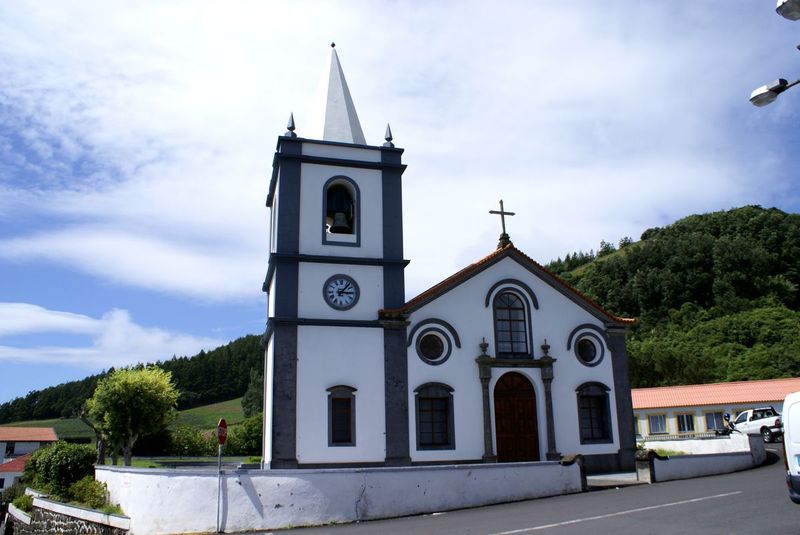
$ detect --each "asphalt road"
[276,445,797,535]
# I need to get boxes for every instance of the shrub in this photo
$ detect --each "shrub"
[1,480,25,504]
[25,441,96,496]
[225,413,263,455]
[68,476,108,510]
[169,424,215,456]
[12,493,33,513]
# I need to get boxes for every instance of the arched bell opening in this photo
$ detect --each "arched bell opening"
[325,183,355,234]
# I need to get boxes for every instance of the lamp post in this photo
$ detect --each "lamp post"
[750,78,800,106]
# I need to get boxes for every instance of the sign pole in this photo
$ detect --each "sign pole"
[216,418,228,534]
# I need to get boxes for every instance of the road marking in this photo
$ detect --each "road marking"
[489,491,742,534]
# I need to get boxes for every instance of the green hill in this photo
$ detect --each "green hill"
[548,205,800,387]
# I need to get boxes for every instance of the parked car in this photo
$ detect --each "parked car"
[783,392,800,504]
[732,406,783,442]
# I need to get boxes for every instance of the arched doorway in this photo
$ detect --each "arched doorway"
[493,372,539,462]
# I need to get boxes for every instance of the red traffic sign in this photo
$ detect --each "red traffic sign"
[217,418,228,445]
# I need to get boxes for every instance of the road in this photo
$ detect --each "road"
[276,446,796,535]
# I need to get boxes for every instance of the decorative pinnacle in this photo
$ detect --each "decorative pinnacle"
[331,42,336,48]
[479,337,489,356]
[285,112,297,138]
[383,123,394,147]
[541,339,550,357]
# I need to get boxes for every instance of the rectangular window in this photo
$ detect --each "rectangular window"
[0,478,4,489]
[418,398,450,446]
[705,412,724,431]
[677,413,695,433]
[5,442,13,456]
[579,395,609,441]
[648,414,667,434]
[330,398,352,445]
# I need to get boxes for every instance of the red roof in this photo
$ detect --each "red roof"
[0,453,32,473]
[632,377,800,409]
[0,427,58,442]
[380,243,635,325]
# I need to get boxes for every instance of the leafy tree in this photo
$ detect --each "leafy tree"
[169,425,215,457]
[86,367,179,466]
[241,369,264,418]
[225,412,263,456]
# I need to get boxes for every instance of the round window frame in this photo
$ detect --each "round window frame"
[415,327,452,366]
[574,332,604,367]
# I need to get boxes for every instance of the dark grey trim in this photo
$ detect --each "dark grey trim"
[270,323,298,468]
[321,176,361,248]
[414,382,456,451]
[384,327,411,465]
[270,318,383,328]
[575,381,613,445]
[572,331,605,367]
[381,148,405,261]
[383,264,406,309]
[484,279,539,310]
[322,274,360,311]
[474,356,550,369]
[607,327,636,471]
[407,318,462,349]
[327,385,357,447]
[414,327,452,365]
[491,290,533,359]
[264,253,410,294]
[566,323,610,350]
[267,137,405,207]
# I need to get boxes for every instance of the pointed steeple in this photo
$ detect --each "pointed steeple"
[304,44,367,145]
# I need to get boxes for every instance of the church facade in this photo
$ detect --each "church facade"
[262,47,636,474]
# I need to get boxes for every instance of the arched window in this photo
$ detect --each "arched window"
[325,183,355,234]
[414,383,455,450]
[576,382,612,444]
[493,292,529,357]
[327,385,356,446]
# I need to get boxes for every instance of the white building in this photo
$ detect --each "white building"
[633,376,800,439]
[262,47,637,474]
[0,426,57,465]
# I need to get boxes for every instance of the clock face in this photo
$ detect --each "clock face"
[323,275,359,310]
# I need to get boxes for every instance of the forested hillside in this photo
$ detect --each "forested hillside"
[548,205,800,387]
[0,334,262,424]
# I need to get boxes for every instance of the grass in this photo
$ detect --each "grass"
[173,397,245,429]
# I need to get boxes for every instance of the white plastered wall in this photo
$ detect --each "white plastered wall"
[296,326,386,463]
[407,256,621,462]
[297,263,382,321]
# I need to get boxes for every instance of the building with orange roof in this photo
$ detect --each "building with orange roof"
[261,48,638,475]
[632,377,800,440]
[0,426,58,467]
[0,453,32,491]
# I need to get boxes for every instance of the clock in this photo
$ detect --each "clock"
[323,274,360,310]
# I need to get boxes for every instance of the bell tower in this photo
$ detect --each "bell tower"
[263,46,410,468]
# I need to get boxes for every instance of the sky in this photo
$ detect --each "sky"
[1,1,799,404]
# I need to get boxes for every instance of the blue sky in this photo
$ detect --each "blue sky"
[1,1,799,404]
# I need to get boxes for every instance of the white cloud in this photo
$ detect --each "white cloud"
[0,303,224,367]
[0,1,798,303]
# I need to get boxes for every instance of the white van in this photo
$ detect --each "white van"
[783,391,800,504]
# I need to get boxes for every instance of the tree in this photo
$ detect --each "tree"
[241,369,264,418]
[86,367,179,466]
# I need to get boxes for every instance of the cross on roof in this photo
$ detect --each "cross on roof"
[489,199,515,249]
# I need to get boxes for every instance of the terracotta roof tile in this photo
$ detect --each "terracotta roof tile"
[632,377,800,409]
[380,243,635,325]
[0,453,32,472]
[0,427,58,442]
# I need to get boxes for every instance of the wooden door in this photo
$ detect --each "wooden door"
[494,372,539,462]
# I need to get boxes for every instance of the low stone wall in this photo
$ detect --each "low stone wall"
[97,458,584,534]
[637,434,767,483]
[2,497,129,535]
[643,432,753,454]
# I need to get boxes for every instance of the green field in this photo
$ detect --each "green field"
[1,397,245,440]
[1,417,94,440]
[172,397,245,429]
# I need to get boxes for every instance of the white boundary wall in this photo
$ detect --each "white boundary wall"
[97,461,583,534]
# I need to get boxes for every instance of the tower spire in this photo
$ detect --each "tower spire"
[304,45,367,144]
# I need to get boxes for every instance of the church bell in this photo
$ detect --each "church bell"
[329,212,351,233]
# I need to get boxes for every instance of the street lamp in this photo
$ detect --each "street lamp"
[777,0,800,21]
[750,78,800,106]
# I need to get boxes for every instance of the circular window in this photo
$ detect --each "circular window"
[574,333,604,367]
[415,328,452,365]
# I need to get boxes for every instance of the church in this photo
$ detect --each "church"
[262,46,636,475]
